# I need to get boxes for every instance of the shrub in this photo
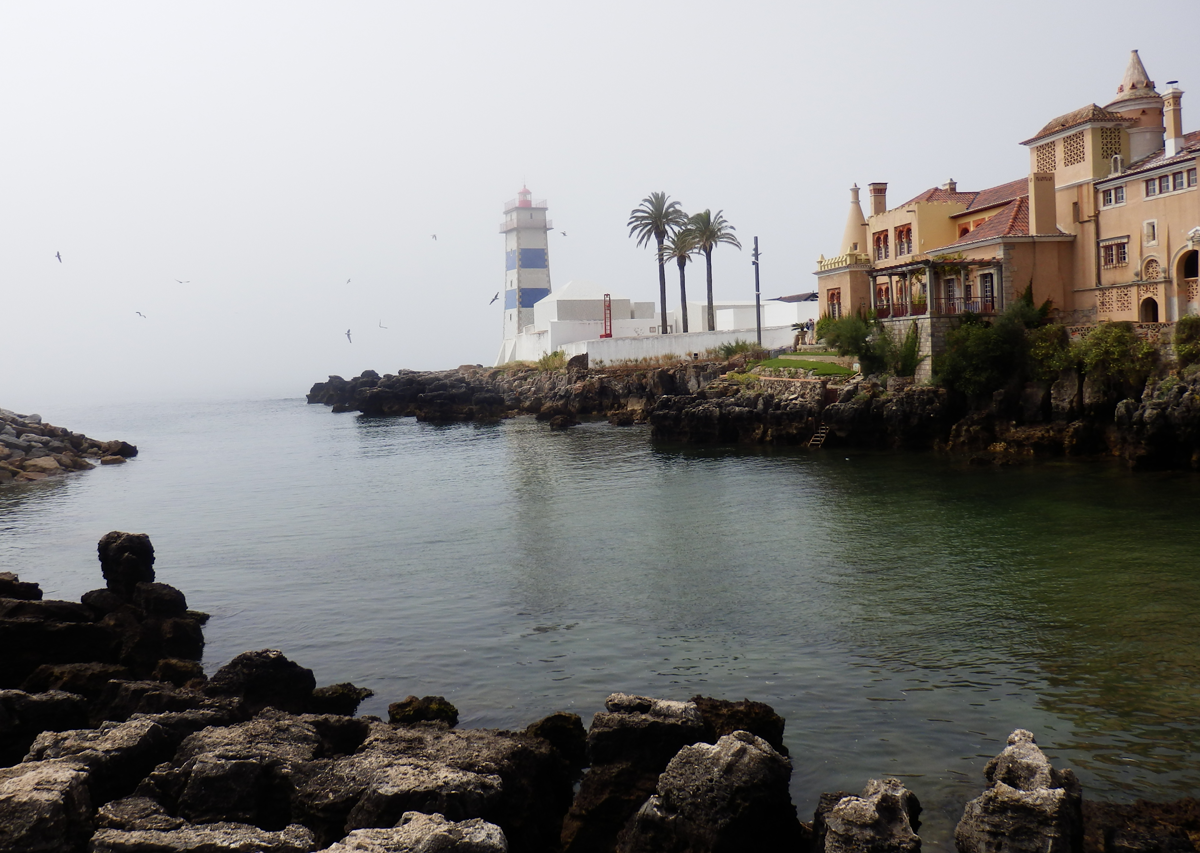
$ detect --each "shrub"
[716,339,757,359]
[1175,315,1200,366]
[1075,322,1157,385]
[537,350,567,370]
[1026,324,1075,380]
[815,315,836,342]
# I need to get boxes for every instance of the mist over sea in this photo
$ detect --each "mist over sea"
[3,397,1199,847]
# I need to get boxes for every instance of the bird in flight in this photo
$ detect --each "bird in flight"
[55,252,62,263]
[379,320,387,329]
[135,312,146,318]
[561,231,567,236]
[345,329,352,343]
[175,279,190,284]
[346,279,350,284]
[489,292,499,305]
[431,234,437,241]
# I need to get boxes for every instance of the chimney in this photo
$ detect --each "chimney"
[1165,83,1184,157]
[841,185,869,255]
[1028,172,1057,235]
[942,179,957,192]
[868,182,888,216]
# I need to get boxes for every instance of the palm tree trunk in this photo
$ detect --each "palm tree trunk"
[677,258,689,333]
[705,249,715,332]
[657,236,669,333]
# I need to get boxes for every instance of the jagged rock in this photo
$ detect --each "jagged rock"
[561,693,708,853]
[98,532,156,598]
[824,777,921,853]
[617,730,805,853]
[88,679,213,725]
[1082,796,1200,853]
[0,689,88,766]
[388,695,459,728]
[310,683,374,717]
[204,650,316,715]
[96,796,185,831]
[321,812,508,852]
[0,572,42,600]
[955,729,1082,853]
[153,658,207,688]
[525,711,587,773]
[21,662,133,698]
[132,583,189,618]
[89,821,316,852]
[690,695,787,755]
[343,760,504,831]
[0,759,93,853]
[25,717,174,804]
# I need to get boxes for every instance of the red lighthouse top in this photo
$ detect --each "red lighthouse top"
[517,187,532,208]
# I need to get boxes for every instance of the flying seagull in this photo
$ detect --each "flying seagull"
[346,279,350,284]
[135,312,146,318]
[561,231,567,236]
[55,252,62,263]
[345,329,352,343]
[431,234,437,241]
[489,292,499,305]
[379,320,387,329]
[175,279,190,284]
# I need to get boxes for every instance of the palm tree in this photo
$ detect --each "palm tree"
[628,192,688,333]
[689,209,742,332]
[658,228,698,333]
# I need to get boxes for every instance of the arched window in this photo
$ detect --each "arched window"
[1144,258,1161,281]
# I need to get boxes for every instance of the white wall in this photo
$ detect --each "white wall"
[559,325,795,364]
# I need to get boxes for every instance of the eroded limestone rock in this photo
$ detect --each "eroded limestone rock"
[955,729,1082,853]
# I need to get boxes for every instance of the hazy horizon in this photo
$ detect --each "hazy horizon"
[4,1,1199,413]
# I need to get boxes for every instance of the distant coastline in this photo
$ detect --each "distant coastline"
[0,408,137,485]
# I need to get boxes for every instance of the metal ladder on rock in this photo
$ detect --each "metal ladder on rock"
[808,423,830,449]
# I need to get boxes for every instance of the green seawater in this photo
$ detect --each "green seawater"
[2,399,1198,847]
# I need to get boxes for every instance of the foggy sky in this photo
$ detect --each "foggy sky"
[4,1,1198,411]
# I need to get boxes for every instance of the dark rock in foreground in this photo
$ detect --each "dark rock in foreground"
[956,728,1082,853]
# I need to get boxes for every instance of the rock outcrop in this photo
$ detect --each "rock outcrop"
[616,730,805,853]
[305,364,726,425]
[823,777,922,853]
[0,408,136,485]
[955,728,1083,853]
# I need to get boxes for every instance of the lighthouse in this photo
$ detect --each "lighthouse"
[497,187,552,362]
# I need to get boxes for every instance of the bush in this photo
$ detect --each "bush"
[715,339,761,359]
[1026,324,1075,380]
[1075,322,1157,385]
[815,315,836,342]
[537,350,567,370]
[1175,315,1200,366]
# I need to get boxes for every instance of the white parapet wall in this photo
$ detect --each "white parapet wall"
[559,325,796,364]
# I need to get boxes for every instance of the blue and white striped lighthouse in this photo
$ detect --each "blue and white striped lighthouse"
[498,187,552,358]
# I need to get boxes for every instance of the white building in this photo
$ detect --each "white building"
[493,188,819,365]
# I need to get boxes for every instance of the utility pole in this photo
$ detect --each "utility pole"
[752,236,762,346]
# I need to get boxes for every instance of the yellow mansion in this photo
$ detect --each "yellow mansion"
[815,51,1200,374]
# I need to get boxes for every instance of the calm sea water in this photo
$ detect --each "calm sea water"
[3,397,1199,847]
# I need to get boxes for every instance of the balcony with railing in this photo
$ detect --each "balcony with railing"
[929,297,998,316]
[499,218,553,233]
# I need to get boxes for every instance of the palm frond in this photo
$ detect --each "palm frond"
[657,228,699,264]
[628,192,688,248]
[689,209,742,253]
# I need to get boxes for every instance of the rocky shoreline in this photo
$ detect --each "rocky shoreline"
[307,362,1200,470]
[3,533,1198,852]
[0,409,138,485]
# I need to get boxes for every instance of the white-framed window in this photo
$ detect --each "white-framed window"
[1101,240,1129,268]
[1174,171,1187,191]
[1144,220,1158,245]
[1159,175,1172,194]
[1190,168,1198,187]
[1102,186,1126,206]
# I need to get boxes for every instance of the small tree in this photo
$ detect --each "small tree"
[1174,315,1200,366]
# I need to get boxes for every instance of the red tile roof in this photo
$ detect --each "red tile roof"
[936,195,1073,249]
[1108,129,1200,179]
[1020,104,1131,146]
[895,186,979,209]
[960,178,1029,214]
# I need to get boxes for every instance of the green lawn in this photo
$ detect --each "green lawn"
[752,358,855,375]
